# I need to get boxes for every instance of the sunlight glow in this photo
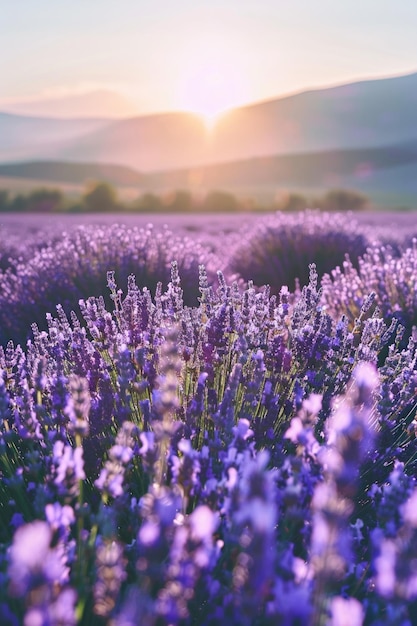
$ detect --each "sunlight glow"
[178,47,249,130]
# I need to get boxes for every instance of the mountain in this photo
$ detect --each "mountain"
[0,161,145,187]
[206,72,417,162]
[57,112,209,172]
[1,89,140,119]
[1,71,417,172]
[144,141,417,190]
[3,140,417,208]
[0,112,110,163]
[54,71,417,171]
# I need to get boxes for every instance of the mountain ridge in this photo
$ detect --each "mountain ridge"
[2,69,417,122]
[2,70,417,172]
[2,138,417,197]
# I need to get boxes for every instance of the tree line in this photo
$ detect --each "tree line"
[0,182,370,213]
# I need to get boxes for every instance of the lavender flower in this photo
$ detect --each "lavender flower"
[8,520,76,625]
[95,421,137,500]
[311,362,378,623]
[53,440,85,498]
[330,596,364,626]
[0,223,218,345]
[65,374,90,438]
[94,539,127,617]
[1,212,417,624]
[321,240,417,337]
[224,450,278,624]
[155,505,219,623]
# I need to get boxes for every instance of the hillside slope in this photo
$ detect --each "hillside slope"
[2,71,417,172]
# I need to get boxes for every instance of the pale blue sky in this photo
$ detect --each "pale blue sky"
[1,0,417,116]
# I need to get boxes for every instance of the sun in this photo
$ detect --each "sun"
[179,51,249,130]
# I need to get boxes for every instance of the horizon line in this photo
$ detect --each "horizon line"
[1,66,416,123]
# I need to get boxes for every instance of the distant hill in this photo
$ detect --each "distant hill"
[54,72,417,171]
[57,112,209,172]
[2,139,417,209]
[0,161,145,187]
[146,141,417,190]
[206,72,417,163]
[2,89,140,119]
[1,71,417,172]
[0,113,110,163]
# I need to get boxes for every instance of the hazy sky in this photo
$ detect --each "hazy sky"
[2,0,417,118]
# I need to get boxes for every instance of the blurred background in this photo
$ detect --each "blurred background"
[1,0,417,213]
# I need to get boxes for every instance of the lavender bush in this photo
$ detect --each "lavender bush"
[0,243,416,624]
[321,240,417,339]
[0,223,218,346]
[0,219,70,272]
[0,231,52,272]
[227,210,373,294]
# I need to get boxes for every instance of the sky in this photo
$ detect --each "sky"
[1,0,417,121]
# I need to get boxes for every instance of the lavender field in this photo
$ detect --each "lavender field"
[1,209,417,625]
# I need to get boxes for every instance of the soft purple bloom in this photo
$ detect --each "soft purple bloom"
[402,489,417,527]
[138,521,161,547]
[9,521,70,596]
[95,462,125,498]
[64,374,90,437]
[95,421,136,499]
[94,539,127,617]
[24,588,77,626]
[374,538,397,598]
[189,505,218,546]
[232,418,254,442]
[330,596,364,626]
[139,430,155,455]
[53,440,85,493]
[45,502,75,533]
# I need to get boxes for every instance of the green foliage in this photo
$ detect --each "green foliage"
[165,189,193,212]
[134,189,194,212]
[273,189,369,213]
[315,188,369,212]
[82,182,118,212]
[1,188,64,213]
[0,182,373,214]
[131,192,162,212]
[274,192,308,212]
[201,190,239,212]
[0,189,10,212]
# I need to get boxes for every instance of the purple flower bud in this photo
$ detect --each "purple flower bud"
[94,539,127,617]
[65,374,90,437]
[9,521,70,597]
[45,503,75,533]
[53,440,85,495]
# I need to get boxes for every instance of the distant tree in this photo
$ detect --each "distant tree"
[27,188,64,212]
[0,190,10,212]
[9,194,28,213]
[67,201,87,213]
[83,182,118,212]
[132,192,163,212]
[275,192,308,212]
[202,190,239,212]
[164,190,193,212]
[318,189,369,212]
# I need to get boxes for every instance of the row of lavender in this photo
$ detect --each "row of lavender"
[0,210,414,347]
[0,211,416,624]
